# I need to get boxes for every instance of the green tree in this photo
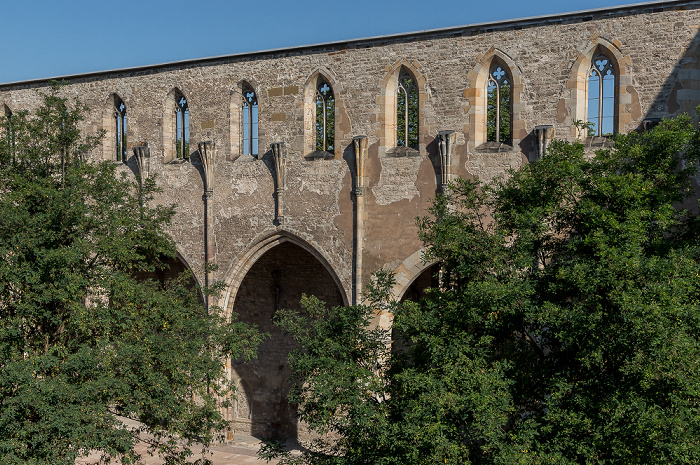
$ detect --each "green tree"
[267,114,700,464]
[0,87,261,465]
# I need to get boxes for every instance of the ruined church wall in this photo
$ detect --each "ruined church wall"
[0,1,698,305]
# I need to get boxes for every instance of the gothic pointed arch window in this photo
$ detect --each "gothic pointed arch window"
[242,85,258,156]
[397,71,419,149]
[3,105,13,154]
[587,53,616,136]
[175,95,189,159]
[486,64,512,144]
[315,79,335,153]
[114,98,127,162]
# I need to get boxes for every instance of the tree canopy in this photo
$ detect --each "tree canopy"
[267,114,700,464]
[0,88,261,465]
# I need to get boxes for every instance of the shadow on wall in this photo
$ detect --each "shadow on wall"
[640,27,700,126]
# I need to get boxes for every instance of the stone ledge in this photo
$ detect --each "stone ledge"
[384,146,421,158]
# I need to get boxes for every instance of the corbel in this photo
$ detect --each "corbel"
[133,142,151,187]
[533,125,554,160]
[352,136,368,196]
[437,130,456,192]
[198,141,215,198]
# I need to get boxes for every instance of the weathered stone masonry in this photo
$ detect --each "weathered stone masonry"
[2,0,699,440]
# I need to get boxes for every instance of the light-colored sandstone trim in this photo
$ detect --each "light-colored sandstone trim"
[377,59,429,157]
[302,67,347,159]
[560,35,636,138]
[162,87,190,163]
[465,47,524,150]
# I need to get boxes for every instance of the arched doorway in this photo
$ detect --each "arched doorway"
[133,253,200,291]
[399,263,440,302]
[392,262,441,356]
[228,240,345,440]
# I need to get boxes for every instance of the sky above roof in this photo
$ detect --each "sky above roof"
[1,0,655,84]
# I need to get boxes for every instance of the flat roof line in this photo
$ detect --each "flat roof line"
[0,0,696,88]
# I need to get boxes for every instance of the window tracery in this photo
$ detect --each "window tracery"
[587,54,615,136]
[175,95,189,159]
[114,98,127,162]
[397,71,418,149]
[3,106,13,154]
[242,86,258,156]
[315,79,335,152]
[486,65,512,144]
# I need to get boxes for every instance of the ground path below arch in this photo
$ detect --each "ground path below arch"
[76,434,282,464]
[75,417,284,464]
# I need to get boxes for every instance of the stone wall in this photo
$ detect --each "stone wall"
[1,0,699,440]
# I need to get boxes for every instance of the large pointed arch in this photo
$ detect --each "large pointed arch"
[390,248,439,301]
[223,230,347,439]
[221,230,349,320]
[366,248,440,331]
[173,245,203,289]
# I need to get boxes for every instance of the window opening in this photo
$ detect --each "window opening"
[114,99,127,162]
[175,96,189,159]
[587,54,615,136]
[242,86,258,156]
[397,72,419,149]
[486,65,512,143]
[4,108,13,155]
[315,80,335,152]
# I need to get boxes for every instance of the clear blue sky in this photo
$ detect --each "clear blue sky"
[1,0,648,84]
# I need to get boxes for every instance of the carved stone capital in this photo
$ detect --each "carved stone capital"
[133,142,151,187]
[271,142,286,191]
[352,135,368,196]
[533,125,554,159]
[198,141,215,195]
[437,130,456,191]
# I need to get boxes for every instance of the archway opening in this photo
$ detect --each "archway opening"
[393,263,441,355]
[400,263,440,303]
[133,255,199,290]
[229,241,344,441]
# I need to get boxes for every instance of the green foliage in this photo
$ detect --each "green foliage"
[315,83,335,152]
[176,139,190,159]
[0,87,261,464]
[269,272,394,465]
[397,75,419,149]
[572,118,595,139]
[268,113,700,464]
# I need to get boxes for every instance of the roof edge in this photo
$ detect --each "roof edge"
[1,0,696,89]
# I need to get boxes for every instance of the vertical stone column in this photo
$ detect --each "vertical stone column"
[133,143,151,188]
[352,136,368,305]
[199,140,230,436]
[198,141,215,311]
[271,142,286,225]
[533,125,554,160]
[437,130,456,192]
